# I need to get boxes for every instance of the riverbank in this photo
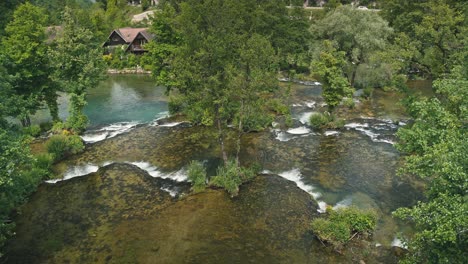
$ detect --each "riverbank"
[107,68,151,74]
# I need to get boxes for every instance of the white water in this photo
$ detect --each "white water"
[81,121,140,143]
[298,112,315,124]
[45,163,100,183]
[287,126,311,135]
[391,237,408,249]
[332,196,352,210]
[277,169,328,213]
[324,130,340,136]
[129,161,188,182]
[45,161,188,197]
[345,120,396,145]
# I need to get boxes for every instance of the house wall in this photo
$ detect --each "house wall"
[106,31,127,47]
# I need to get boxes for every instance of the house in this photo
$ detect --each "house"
[103,27,154,54]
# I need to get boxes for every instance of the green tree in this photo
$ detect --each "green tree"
[151,0,281,165]
[381,0,466,78]
[1,2,53,126]
[311,40,352,112]
[0,128,51,256]
[49,7,105,133]
[311,5,393,87]
[0,0,23,36]
[393,69,468,263]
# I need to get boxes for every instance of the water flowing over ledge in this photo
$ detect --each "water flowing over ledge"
[45,161,189,197]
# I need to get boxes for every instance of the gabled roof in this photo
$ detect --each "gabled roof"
[114,27,152,43]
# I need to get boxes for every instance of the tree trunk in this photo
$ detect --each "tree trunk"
[216,106,228,165]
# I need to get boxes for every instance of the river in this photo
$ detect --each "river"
[1,75,432,263]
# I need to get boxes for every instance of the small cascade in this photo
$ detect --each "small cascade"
[274,168,328,213]
[81,121,140,143]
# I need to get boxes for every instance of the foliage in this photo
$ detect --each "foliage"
[311,207,377,248]
[311,5,393,87]
[187,161,207,193]
[210,159,258,196]
[381,0,466,78]
[49,7,105,134]
[46,135,85,161]
[1,2,53,127]
[311,41,353,112]
[309,113,330,129]
[0,129,51,256]
[22,125,42,138]
[394,70,467,263]
[148,0,283,163]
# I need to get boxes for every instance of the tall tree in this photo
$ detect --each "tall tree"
[1,2,52,126]
[311,40,352,112]
[311,5,393,87]
[381,0,466,78]
[149,0,280,164]
[49,7,105,133]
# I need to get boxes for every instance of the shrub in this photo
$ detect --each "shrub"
[309,113,329,129]
[328,118,346,129]
[311,206,377,248]
[46,135,84,161]
[22,125,41,137]
[363,87,373,98]
[187,161,207,193]
[210,159,257,196]
[34,153,54,171]
[343,97,355,109]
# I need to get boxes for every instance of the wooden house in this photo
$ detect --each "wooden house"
[103,28,154,54]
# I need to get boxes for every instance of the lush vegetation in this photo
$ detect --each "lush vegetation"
[393,67,467,263]
[0,0,467,261]
[311,207,377,249]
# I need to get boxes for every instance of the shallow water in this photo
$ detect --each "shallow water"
[31,75,169,128]
[2,78,432,263]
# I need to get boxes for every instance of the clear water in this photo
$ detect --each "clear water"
[2,78,433,263]
[32,75,169,128]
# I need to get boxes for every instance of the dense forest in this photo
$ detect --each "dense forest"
[0,0,466,263]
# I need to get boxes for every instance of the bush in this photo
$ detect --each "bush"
[46,135,84,161]
[311,207,377,248]
[210,159,257,196]
[22,125,41,137]
[343,97,355,108]
[34,153,54,171]
[363,87,373,98]
[309,113,329,129]
[187,161,207,193]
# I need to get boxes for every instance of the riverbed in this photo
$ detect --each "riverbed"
[1,75,431,263]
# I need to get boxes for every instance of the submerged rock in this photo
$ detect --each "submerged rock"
[4,164,324,263]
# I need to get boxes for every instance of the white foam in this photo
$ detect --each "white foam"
[161,187,178,197]
[81,121,139,143]
[391,237,407,249]
[345,122,370,129]
[287,127,311,135]
[273,129,295,142]
[277,169,328,213]
[298,112,315,124]
[129,161,188,182]
[305,101,316,108]
[159,122,182,127]
[324,130,340,136]
[80,132,108,143]
[333,197,352,210]
[271,122,279,128]
[130,161,161,177]
[46,163,100,183]
[317,201,328,213]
